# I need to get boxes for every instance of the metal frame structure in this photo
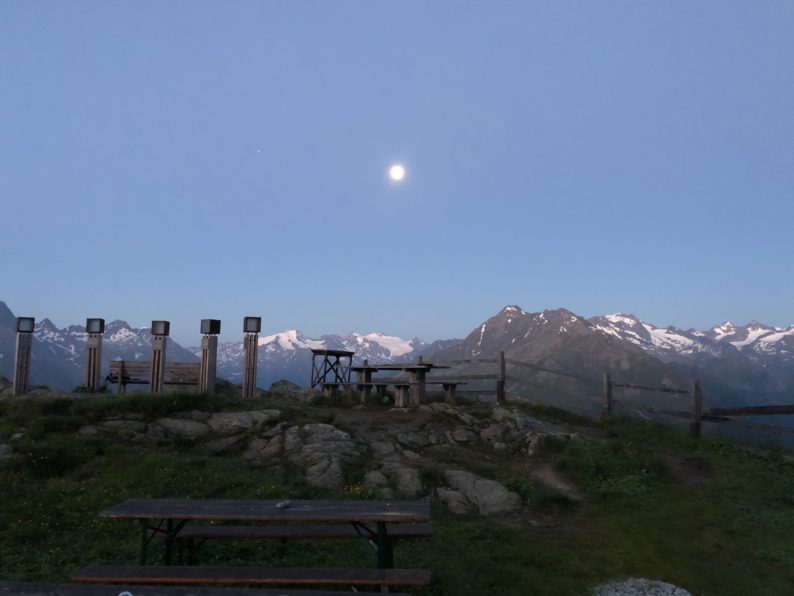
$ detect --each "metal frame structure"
[310,349,354,389]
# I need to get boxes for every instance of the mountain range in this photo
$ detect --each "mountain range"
[0,300,791,412]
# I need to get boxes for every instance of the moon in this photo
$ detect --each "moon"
[389,164,406,182]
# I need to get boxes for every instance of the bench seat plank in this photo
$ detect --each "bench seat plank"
[0,581,403,596]
[176,523,432,541]
[72,564,431,588]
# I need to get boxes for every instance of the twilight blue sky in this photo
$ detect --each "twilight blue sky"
[2,1,793,345]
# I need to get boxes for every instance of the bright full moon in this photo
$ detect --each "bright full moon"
[389,164,406,182]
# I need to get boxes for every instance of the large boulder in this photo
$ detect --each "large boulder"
[206,410,280,435]
[382,464,423,497]
[151,418,210,441]
[443,470,522,516]
[271,423,362,491]
[270,380,316,401]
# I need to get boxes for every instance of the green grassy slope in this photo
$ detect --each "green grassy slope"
[0,394,792,595]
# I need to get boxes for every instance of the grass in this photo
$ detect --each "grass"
[1,396,793,594]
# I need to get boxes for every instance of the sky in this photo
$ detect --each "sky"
[1,1,793,346]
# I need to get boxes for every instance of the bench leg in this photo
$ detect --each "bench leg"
[376,522,394,569]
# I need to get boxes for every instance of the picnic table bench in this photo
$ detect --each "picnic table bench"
[172,522,432,564]
[75,498,432,593]
[107,360,201,393]
[0,580,403,596]
[71,565,428,591]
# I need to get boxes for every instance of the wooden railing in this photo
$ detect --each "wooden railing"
[441,354,794,439]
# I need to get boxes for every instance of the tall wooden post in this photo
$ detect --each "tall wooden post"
[242,317,261,399]
[410,368,427,406]
[689,379,703,438]
[496,350,506,403]
[199,319,220,396]
[85,318,105,392]
[602,372,613,417]
[357,359,373,403]
[149,320,170,394]
[13,317,35,396]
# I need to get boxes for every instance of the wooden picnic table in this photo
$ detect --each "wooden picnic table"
[349,361,450,406]
[100,498,430,569]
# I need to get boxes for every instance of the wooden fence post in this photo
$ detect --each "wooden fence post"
[602,372,613,417]
[689,379,703,438]
[496,351,506,403]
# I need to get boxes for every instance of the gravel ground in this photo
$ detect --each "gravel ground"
[592,578,693,596]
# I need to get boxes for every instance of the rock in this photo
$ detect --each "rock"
[493,441,508,451]
[416,405,434,413]
[369,440,397,457]
[395,431,430,449]
[455,412,480,427]
[363,470,389,488]
[435,487,472,515]
[98,419,147,434]
[77,425,99,437]
[429,402,453,412]
[244,435,283,464]
[173,410,211,421]
[206,410,280,435]
[304,455,346,490]
[280,423,361,491]
[0,444,13,458]
[384,465,423,497]
[443,470,522,516]
[592,578,692,596]
[402,450,421,460]
[152,418,210,441]
[10,431,26,442]
[270,380,316,401]
[451,428,477,443]
[480,424,504,443]
[206,435,247,455]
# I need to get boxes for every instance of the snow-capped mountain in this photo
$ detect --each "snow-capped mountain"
[708,321,794,364]
[2,298,791,408]
[0,301,440,390]
[190,329,434,387]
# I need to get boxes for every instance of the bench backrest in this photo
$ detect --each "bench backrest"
[109,360,201,385]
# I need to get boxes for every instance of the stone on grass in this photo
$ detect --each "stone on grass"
[592,578,692,596]
[435,488,472,515]
[152,418,210,441]
[443,470,522,516]
[206,410,279,435]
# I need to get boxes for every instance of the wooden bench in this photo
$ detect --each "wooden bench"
[107,360,201,393]
[71,564,430,591]
[426,380,468,404]
[0,580,404,596]
[172,523,433,564]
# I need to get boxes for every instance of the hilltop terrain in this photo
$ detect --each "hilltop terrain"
[0,383,792,595]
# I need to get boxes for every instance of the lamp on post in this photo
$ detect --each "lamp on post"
[242,316,261,399]
[199,319,221,395]
[13,317,35,396]
[85,318,105,392]
[149,320,170,394]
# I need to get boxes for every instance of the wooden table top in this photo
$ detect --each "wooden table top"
[100,498,430,524]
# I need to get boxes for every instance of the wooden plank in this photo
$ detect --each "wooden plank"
[611,382,689,395]
[430,374,496,381]
[503,359,596,382]
[0,581,383,596]
[176,523,432,541]
[72,565,431,588]
[704,404,794,417]
[100,498,430,524]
